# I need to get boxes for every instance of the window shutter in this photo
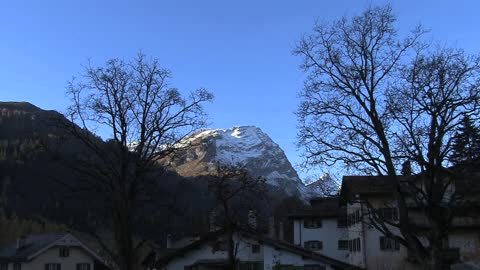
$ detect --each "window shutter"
[395,240,400,250]
[386,238,393,249]
[380,237,385,250]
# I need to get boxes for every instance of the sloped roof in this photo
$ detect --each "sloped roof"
[148,229,364,270]
[288,196,346,219]
[0,233,65,261]
[0,233,108,266]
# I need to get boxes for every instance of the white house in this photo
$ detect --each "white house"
[143,229,364,270]
[0,233,110,270]
[289,197,349,263]
[339,175,480,270]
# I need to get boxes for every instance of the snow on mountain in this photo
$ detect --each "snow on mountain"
[160,126,311,197]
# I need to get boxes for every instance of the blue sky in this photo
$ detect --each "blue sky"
[1,0,479,180]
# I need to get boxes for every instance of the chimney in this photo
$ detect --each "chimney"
[16,235,26,250]
[278,222,284,241]
[268,217,276,238]
[166,234,172,249]
[248,210,257,231]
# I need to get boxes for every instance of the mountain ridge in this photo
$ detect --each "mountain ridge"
[159,125,311,197]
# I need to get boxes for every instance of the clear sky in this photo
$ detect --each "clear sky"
[1,0,479,180]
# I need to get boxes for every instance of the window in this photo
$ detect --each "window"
[304,218,322,228]
[45,263,61,270]
[380,236,400,251]
[59,247,70,257]
[338,240,348,250]
[377,208,398,221]
[347,210,361,226]
[239,262,263,270]
[76,264,91,270]
[355,238,361,251]
[305,265,326,270]
[13,263,21,270]
[348,238,361,252]
[251,244,260,254]
[304,241,323,250]
[0,263,8,270]
[337,216,347,228]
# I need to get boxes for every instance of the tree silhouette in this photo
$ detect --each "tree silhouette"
[449,114,480,165]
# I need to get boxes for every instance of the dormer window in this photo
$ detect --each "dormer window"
[59,247,70,257]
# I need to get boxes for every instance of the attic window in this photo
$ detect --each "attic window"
[59,246,70,257]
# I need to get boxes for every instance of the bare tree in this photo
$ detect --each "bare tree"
[294,5,480,270]
[207,166,267,270]
[65,53,213,270]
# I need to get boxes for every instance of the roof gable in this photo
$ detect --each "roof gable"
[149,229,364,270]
[0,233,106,265]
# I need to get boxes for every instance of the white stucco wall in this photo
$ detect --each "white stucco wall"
[293,218,349,262]
[347,200,421,270]
[2,234,100,270]
[3,246,94,270]
[27,246,94,270]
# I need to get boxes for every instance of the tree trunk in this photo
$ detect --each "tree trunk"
[113,192,136,270]
[227,228,236,270]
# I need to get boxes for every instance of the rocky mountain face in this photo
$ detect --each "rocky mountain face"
[160,126,309,197]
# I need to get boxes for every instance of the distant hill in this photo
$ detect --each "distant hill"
[0,102,197,236]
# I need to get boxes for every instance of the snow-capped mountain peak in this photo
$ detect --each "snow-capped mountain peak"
[162,126,308,197]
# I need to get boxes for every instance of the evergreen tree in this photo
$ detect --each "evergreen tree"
[450,114,480,165]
